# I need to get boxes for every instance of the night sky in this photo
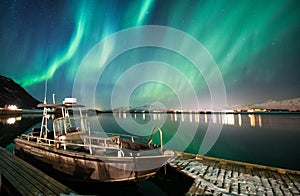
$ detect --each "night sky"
[0,0,299,110]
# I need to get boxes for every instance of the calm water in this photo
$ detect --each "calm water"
[1,112,300,171]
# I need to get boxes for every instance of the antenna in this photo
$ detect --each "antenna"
[44,80,47,104]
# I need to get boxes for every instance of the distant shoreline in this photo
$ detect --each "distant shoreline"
[1,108,299,116]
[0,109,43,115]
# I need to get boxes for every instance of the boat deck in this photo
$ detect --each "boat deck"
[0,147,76,195]
[169,152,300,195]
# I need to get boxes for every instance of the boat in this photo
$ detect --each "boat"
[14,98,176,182]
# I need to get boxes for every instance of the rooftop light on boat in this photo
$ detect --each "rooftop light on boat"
[63,98,77,104]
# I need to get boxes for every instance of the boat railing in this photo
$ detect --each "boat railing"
[147,126,163,151]
[19,126,165,157]
[59,141,120,150]
[61,137,126,157]
[90,128,164,150]
[20,134,55,146]
[19,133,124,156]
[90,131,149,146]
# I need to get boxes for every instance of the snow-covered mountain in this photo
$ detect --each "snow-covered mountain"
[244,98,300,111]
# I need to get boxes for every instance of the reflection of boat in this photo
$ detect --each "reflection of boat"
[14,98,176,182]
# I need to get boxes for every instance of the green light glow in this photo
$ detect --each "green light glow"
[18,8,85,87]
[1,0,299,106]
[136,0,156,25]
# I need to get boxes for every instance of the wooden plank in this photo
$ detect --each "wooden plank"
[0,158,41,195]
[0,147,75,195]
[287,174,300,194]
[2,152,64,193]
[0,153,59,195]
[170,152,300,196]
[1,148,74,194]
[182,152,300,175]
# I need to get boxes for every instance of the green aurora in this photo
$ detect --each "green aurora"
[0,0,299,109]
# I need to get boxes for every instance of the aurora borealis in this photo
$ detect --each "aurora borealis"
[0,0,299,110]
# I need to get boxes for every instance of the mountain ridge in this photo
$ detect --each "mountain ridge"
[0,75,40,109]
[241,98,300,111]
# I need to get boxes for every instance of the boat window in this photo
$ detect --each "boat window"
[53,118,65,137]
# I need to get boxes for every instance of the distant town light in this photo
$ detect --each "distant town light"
[7,105,18,110]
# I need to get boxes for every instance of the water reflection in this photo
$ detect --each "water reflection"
[0,116,22,125]
[238,114,242,126]
[222,114,235,125]
[0,115,41,147]
[248,114,262,127]
[258,115,262,127]
[113,112,266,127]
[1,112,300,170]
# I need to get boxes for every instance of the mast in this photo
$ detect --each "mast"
[40,80,49,139]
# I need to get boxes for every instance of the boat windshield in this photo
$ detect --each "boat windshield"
[53,116,88,138]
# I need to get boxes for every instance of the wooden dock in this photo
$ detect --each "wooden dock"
[1,146,300,195]
[169,152,300,195]
[0,147,76,195]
